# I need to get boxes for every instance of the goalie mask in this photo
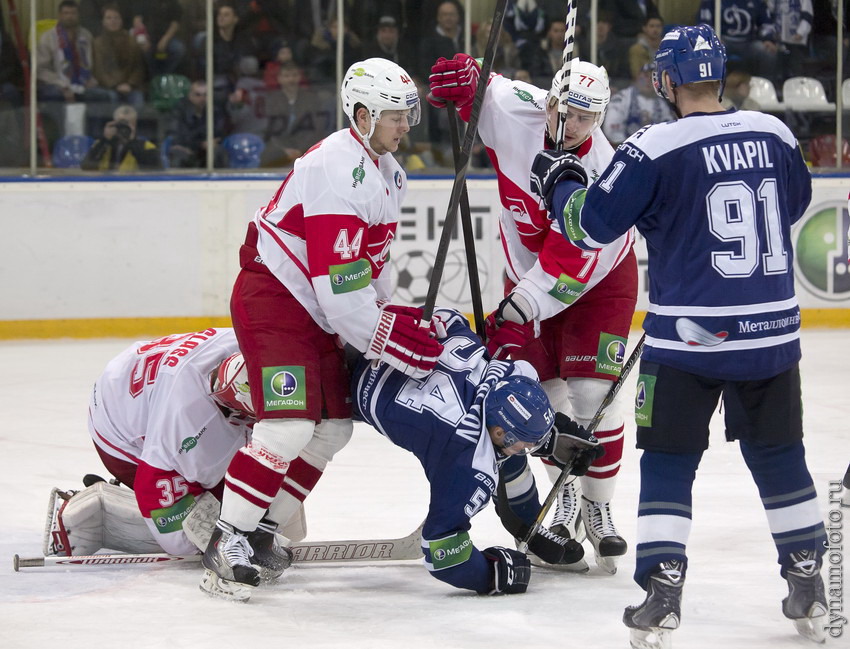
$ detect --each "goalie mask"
[210,352,254,416]
[485,375,555,454]
[341,58,421,146]
[546,59,610,143]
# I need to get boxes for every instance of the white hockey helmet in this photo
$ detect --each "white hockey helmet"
[547,59,611,129]
[210,352,254,416]
[341,58,421,142]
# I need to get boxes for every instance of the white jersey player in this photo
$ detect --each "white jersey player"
[429,55,637,572]
[46,327,294,578]
[201,58,442,601]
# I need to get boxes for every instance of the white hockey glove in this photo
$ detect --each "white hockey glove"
[532,412,604,476]
[366,309,444,379]
[530,150,588,211]
[482,546,532,595]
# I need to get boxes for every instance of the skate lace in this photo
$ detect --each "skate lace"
[221,530,255,567]
[586,500,618,537]
[551,480,579,527]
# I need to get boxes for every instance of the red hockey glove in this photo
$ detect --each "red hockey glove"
[367,310,444,379]
[485,313,534,360]
[429,53,481,110]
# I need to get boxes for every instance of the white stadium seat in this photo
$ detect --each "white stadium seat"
[747,76,784,111]
[782,76,836,111]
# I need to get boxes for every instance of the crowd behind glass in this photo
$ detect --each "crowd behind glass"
[0,0,847,173]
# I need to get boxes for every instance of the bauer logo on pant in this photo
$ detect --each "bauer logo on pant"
[262,366,307,410]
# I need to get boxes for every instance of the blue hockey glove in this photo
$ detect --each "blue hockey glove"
[482,546,532,595]
[532,412,604,476]
[529,150,588,211]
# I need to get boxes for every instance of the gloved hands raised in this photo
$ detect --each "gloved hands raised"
[428,53,481,110]
[529,150,588,211]
[532,412,604,476]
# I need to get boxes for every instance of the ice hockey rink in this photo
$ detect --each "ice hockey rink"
[1,330,846,649]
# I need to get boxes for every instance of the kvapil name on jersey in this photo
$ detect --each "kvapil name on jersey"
[701,139,774,175]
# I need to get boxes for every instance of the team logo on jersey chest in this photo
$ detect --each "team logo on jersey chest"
[262,366,307,411]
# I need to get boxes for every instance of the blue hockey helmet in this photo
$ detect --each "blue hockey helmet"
[653,24,726,101]
[485,375,555,452]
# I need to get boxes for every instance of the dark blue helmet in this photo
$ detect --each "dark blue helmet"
[653,24,726,101]
[485,375,555,450]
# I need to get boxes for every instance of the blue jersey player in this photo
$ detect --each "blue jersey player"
[352,308,601,595]
[529,24,828,647]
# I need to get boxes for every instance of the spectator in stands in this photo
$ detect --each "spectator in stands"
[628,15,663,80]
[417,0,463,81]
[721,70,762,110]
[602,62,674,145]
[361,15,415,72]
[166,79,226,167]
[263,40,297,90]
[81,104,161,170]
[80,0,133,36]
[305,14,363,84]
[697,0,778,79]
[768,0,814,80]
[226,56,269,136]
[600,0,661,44]
[194,1,258,102]
[37,0,111,104]
[521,18,566,88]
[349,0,405,44]
[0,27,24,109]
[260,62,333,168]
[130,0,186,76]
[809,0,849,79]
[595,11,629,89]
[504,0,546,51]
[474,20,523,78]
[93,4,146,108]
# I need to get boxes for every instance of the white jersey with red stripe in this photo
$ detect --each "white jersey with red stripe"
[253,127,406,351]
[88,327,251,552]
[478,74,634,320]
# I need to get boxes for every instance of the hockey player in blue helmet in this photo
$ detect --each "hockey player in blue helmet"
[352,307,602,595]
[530,22,826,648]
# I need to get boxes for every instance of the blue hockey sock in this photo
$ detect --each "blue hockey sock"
[634,450,702,589]
[739,440,827,575]
[498,454,541,527]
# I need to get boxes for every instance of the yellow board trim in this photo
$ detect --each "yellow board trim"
[0,310,848,340]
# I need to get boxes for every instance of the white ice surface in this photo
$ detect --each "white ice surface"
[1,331,847,649]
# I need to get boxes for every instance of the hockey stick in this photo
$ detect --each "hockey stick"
[446,104,485,337]
[14,521,425,570]
[555,0,578,151]
[421,0,509,324]
[516,333,646,554]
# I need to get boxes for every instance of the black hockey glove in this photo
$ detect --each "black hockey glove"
[529,150,588,211]
[532,412,604,476]
[482,546,532,595]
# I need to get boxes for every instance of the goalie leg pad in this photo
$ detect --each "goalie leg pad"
[48,482,162,555]
[182,492,222,552]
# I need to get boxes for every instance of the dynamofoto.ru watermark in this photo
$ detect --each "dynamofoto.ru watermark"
[824,481,847,638]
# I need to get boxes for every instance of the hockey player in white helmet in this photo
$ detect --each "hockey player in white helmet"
[429,54,637,574]
[47,328,295,582]
[200,58,441,601]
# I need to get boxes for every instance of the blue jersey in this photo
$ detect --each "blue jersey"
[352,309,537,593]
[554,109,811,380]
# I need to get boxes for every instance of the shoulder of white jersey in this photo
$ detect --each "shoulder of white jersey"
[300,129,384,205]
[510,359,539,381]
[618,110,799,161]
[490,74,548,114]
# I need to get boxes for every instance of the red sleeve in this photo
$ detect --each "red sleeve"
[133,461,206,519]
[303,213,369,279]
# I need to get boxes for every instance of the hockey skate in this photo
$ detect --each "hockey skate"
[623,560,685,649]
[247,518,294,582]
[200,521,260,602]
[782,550,827,643]
[581,496,627,574]
[535,479,587,572]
